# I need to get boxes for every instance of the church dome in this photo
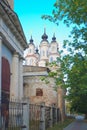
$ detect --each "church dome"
[41,28,48,42]
[29,36,35,46]
[51,33,56,43]
[35,47,39,54]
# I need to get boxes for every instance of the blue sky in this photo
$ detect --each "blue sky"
[14,0,71,49]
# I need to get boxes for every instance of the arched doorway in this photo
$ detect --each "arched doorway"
[1,57,10,103]
[1,57,10,128]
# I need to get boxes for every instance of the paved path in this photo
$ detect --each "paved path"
[64,120,87,130]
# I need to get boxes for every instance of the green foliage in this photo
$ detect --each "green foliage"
[40,61,63,90]
[42,0,87,25]
[40,76,46,81]
[40,76,50,84]
[42,0,87,114]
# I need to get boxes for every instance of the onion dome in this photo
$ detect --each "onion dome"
[29,36,34,45]
[30,36,33,43]
[35,47,39,54]
[41,28,48,41]
[51,33,56,42]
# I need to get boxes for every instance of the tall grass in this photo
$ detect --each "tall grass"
[47,118,74,130]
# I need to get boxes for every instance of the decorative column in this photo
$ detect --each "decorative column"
[18,57,24,99]
[0,36,2,99]
[40,103,45,130]
[10,52,19,99]
[22,98,29,130]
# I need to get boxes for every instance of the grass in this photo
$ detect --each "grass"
[47,118,74,130]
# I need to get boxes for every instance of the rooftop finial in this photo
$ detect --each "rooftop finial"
[29,35,34,43]
[41,28,48,40]
[35,46,39,54]
[52,33,56,42]
[44,27,46,34]
[53,33,55,37]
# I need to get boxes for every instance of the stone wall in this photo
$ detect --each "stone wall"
[23,66,57,106]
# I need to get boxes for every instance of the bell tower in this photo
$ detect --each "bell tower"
[7,0,14,9]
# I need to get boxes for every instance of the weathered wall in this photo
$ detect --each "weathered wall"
[23,66,57,106]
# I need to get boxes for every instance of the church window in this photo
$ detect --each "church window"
[30,59,33,65]
[50,57,53,62]
[52,46,55,51]
[30,49,31,53]
[36,88,43,96]
[46,50,48,56]
[42,50,45,56]
[28,49,31,53]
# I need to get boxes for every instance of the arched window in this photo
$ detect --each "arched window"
[50,57,53,62]
[46,50,48,56]
[29,49,31,53]
[30,59,33,65]
[52,46,55,51]
[36,88,43,96]
[42,50,45,56]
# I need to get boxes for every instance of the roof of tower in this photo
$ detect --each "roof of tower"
[51,33,56,43]
[41,28,48,42]
[29,36,35,46]
[35,47,39,54]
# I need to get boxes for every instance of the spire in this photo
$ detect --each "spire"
[44,27,46,34]
[29,35,34,44]
[52,33,56,42]
[41,28,48,41]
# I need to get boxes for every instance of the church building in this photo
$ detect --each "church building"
[25,29,60,67]
[0,0,27,101]
[23,30,61,106]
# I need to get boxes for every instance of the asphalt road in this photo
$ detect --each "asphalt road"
[64,120,87,130]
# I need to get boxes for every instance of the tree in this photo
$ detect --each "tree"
[42,0,87,115]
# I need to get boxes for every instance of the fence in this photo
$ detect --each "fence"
[29,104,41,130]
[29,104,61,130]
[0,99,24,130]
[0,99,61,130]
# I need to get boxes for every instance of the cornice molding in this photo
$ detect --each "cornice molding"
[0,1,28,49]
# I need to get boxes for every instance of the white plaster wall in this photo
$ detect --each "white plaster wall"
[0,18,24,57]
[2,44,12,66]
[28,44,35,55]
[39,42,49,60]
[26,56,37,66]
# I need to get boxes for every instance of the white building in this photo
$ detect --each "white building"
[23,29,61,106]
[25,29,60,67]
[0,0,27,101]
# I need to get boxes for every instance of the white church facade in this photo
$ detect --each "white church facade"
[25,29,60,67]
[23,30,61,106]
[0,0,27,101]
